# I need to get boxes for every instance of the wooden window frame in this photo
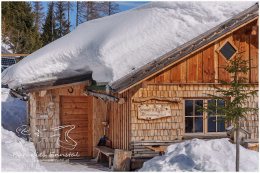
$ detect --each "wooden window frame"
[184,100,204,133]
[217,39,238,62]
[184,98,226,136]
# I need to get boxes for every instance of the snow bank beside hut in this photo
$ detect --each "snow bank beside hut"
[139,138,259,172]
[2,1,255,89]
[1,88,27,137]
[1,127,46,171]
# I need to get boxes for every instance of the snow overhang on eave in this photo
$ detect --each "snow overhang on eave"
[9,72,93,100]
[109,3,259,94]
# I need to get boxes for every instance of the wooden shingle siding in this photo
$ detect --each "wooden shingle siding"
[129,84,258,145]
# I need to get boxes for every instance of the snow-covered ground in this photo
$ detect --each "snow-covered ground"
[1,88,27,138]
[40,160,109,172]
[2,1,255,89]
[1,127,45,171]
[1,127,108,172]
[139,138,259,172]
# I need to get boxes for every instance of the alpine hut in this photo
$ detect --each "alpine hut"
[2,1,258,169]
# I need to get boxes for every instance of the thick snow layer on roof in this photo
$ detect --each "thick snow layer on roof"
[139,138,259,172]
[2,1,255,89]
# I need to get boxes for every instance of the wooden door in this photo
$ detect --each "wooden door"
[60,96,93,158]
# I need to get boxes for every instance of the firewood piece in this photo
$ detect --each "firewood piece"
[113,149,132,171]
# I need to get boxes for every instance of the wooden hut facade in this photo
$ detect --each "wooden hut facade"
[12,3,258,164]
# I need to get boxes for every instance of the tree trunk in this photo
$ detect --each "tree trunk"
[113,149,132,171]
[236,122,240,172]
[76,2,79,26]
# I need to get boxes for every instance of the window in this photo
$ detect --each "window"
[207,100,225,132]
[185,100,203,133]
[185,99,226,134]
[1,58,16,66]
[219,41,237,60]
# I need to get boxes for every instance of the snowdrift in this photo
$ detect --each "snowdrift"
[1,127,46,171]
[2,1,255,89]
[1,88,27,137]
[139,138,259,172]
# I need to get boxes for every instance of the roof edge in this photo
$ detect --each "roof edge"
[110,3,259,94]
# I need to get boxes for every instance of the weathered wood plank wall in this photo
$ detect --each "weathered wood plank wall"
[92,97,107,156]
[147,20,258,84]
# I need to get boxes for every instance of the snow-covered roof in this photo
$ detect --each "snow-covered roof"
[1,1,256,89]
[1,46,11,54]
[111,3,259,92]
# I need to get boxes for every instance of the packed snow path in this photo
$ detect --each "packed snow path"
[40,160,110,172]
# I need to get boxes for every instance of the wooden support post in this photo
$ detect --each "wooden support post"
[113,149,132,171]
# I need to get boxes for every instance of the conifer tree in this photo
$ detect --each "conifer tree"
[102,1,119,16]
[66,2,73,33]
[79,2,100,22]
[41,2,56,45]
[2,1,42,53]
[33,1,44,33]
[76,1,84,26]
[55,1,68,38]
[205,55,258,172]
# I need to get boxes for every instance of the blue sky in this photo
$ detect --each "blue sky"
[41,1,148,30]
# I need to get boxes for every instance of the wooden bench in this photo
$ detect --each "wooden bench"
[145,146,168,155]
[95,146,115,168]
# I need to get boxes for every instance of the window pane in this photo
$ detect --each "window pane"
[185,117,193,133]
[195,117,203,132]
[220,42,237,60]
[217,117,225,132]
[195,100,203,116]
[185,100,193,117]
[217,100,225,114]
[208,100,216,116]
[208,117,216,132]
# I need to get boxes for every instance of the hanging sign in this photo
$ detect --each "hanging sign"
[137,104,172,120]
